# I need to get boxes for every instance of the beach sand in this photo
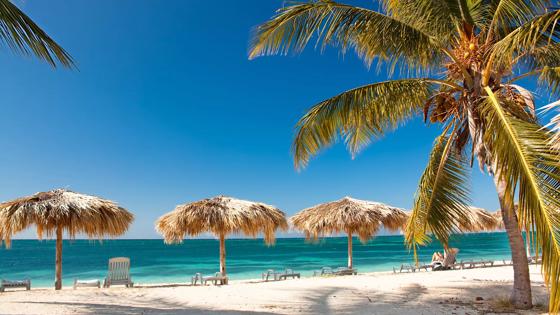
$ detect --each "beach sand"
[0,265,549,315]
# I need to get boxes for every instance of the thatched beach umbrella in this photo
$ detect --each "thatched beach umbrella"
[291,196,408,269]
[407,206,499,249]
[0,189,134,290]
[156,195,288,282]
[459,206,500,232]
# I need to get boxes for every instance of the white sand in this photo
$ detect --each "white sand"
[0,265,549,315]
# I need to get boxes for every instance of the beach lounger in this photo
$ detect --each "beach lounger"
[73,279,101,289]
[262,269,278,281]
[528,256,542,264]
[333,267,358,275]
[202,272,228,285]
[0,279,30,292]
[313,267,333,277]
[277,268,300,280]
[191,273,203,285]
[461,259,495,269]
[433,248,459,271]
[103,257,133,288]
[393,263,431,273]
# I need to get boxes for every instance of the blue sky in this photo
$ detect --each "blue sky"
[0,0,534,239]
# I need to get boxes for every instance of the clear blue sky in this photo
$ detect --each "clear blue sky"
[1,0,524,239]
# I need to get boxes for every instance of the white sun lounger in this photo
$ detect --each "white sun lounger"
[202,272,228,285]
[0,279,30,292]
[393,263,430,273]
[191,273,203,285]
[313,267,333,276]
[73,279,101,289]
[103,257,133,288]
[262,269,278,281]
[277,268,300,280]
[433,248,460,271]
[333,267,358,275]
[461,259,495,269]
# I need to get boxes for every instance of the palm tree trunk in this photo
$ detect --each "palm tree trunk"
[347,231,353,269]
[55,225,63,290]
[494,176,532,309]
[219,233,227,284]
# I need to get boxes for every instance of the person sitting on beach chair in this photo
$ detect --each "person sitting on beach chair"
[431,252,444,263]
[433,248,459,271]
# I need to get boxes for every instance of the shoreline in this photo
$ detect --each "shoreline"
[0,265,548,314]
[24,260,519,290]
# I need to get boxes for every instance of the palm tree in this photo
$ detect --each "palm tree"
[249,0,560,312]
[0,0,73,67]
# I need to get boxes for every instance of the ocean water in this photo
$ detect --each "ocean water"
[0,232,512,287]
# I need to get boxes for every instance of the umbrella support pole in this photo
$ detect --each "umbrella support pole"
[219,233,227,284]
[347,231,353,269]
[55,226,62,290]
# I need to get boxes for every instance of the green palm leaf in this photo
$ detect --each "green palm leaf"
[249,0,442,70]
[405,125,471,255]
[483,87,560,313]
[489,9,560,70]
[485,0,549,43]
[381,0,463,38]
[292,79,433,168]
[0,0,73,67]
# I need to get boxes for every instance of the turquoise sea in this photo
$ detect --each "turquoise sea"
[0,232,512,287]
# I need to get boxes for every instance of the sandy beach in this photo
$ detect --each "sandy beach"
[0,265,549,315]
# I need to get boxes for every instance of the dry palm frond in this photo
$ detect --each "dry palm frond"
[291,196,408,243]
[0,189,134,247]
[156,196,288,244]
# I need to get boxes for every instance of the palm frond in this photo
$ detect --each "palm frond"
[381,0,463,39]
[249,0,442,70]
[292,79,433,168]
[485,0,550,44]
[483,87,560,313]
[543,100,560,151]
[0,0,73,67]
[489,9,560,70]
[405,125,471,255]
[515,44,560,94]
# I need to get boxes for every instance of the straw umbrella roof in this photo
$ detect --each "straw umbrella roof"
[493,211,505,230]
[459,206,501,232]
[156,195,288,244]
[0,189,134,247]
[291,196,408,242]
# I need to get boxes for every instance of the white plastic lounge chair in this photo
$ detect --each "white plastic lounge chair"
[433,248,460,271]
[394,264,415,273]
[191,273,203,285]
[333,267,358,275]
[0,279,30,292]
[262,269,278,281]
[502,259,513,265]
[528,256,542,264]
[103,257,133,288]
[461,259,495,269]
[313,267,333,277]
[202,272,227,285]
[278,268,300,280]
[73,279,101,289]
[393,263,430,273]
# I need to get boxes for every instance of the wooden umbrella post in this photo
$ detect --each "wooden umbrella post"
[219,233,227,284]
[347,230,353,269]
[55,225,63,290]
